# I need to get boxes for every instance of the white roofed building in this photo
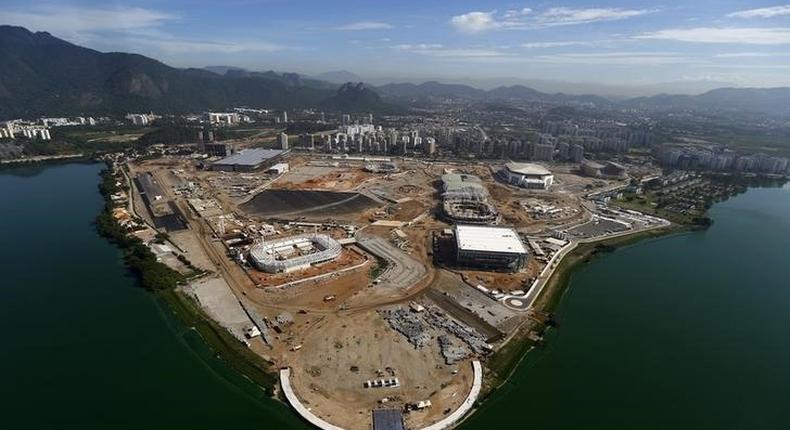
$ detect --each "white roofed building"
[454,225,528,272]
[501,162,554,190]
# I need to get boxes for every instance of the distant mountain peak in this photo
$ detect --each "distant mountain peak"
[203,65,248,75]
[314,70,364,84]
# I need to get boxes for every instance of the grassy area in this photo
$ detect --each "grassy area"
[614,194,698,225]
[370,257,390,280]
[95,167,187,291]
[56,125,151,142]
[23,136,133,157]
[484,324,536,391]
[215,125,275,141]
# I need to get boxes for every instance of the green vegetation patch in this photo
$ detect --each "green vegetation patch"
[95,167,185,291]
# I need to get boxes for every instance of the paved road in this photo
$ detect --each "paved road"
[524,221,670,309]
[355,233,426,290]
[425,288,502,342]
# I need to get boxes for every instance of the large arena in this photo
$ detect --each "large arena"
[440,173,499,224]
[454,224,528,272]
[248,234,342,273]
[500,162,554,190]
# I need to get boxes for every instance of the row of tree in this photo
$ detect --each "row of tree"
[95,166,185,291]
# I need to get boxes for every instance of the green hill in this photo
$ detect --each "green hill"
[0,26,396,117]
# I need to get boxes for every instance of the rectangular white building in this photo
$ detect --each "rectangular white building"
[454,225,528,272]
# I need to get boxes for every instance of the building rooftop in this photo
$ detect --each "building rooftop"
[442,173,487,196]
[455,225,528,254]
[505,162,552,177]
[213,148,285,167]
[605,161,626,170]
[581,159,606,169]
[372,409,405,430]
[441,173,482,184]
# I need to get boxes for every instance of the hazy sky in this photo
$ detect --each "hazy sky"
[4,1,790,86]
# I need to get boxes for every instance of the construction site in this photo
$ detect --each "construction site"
[439,173,500,225]
[114,148,665,430]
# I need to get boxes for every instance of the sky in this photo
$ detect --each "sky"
[4,1,790,88]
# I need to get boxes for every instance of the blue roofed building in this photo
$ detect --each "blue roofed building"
[211,148,288,172]
[372,409,405,430]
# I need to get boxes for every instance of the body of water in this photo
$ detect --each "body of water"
[0,163,307,430]
[462,183,790,430]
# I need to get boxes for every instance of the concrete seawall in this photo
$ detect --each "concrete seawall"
[280,360,483,430]
[280,368,345,430]
[420,360,483,430]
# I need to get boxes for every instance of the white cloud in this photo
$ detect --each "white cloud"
[450,11,503,33]
[713,52,773,58]
[533,52,701,65]
[135,39,285,54]
[0,4,290,55]
[713,51,790,58]
[727,5,790,19]
[537,7,651,27]
[334,21,394,31]
[392,44,513,58]
[702,63,790,70]
[637,27,790,45]
[393,43,444,50]
[504,8,532,19]
[522,41,597,48]
[450,7,651,33]
[0,5,176,42]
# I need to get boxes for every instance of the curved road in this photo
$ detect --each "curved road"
[280,360,482,430]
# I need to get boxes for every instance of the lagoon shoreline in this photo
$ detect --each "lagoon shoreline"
[88,157,787,429]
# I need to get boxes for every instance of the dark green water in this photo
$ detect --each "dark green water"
[463,183,790,430]
[0,163,308,430]
[2,163,789,430]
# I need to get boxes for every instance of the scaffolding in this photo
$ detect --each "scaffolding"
[248,234,342,273]
[440,174,499,223]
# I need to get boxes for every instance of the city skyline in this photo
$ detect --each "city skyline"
[3,1,790,89]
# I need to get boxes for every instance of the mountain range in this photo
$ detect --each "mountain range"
[0,26,394,118]
[1,25,789,118]
[379,81,790,117]
[344,73,734,98]
[375,81,614,107]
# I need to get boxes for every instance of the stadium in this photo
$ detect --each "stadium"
[440,173,499,224]
[499,163,554,190]
[248,234,342,273]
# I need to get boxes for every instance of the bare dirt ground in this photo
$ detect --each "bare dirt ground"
[245,265,373,314]
[428,269,524,333]
[280,169,374,192]
[287,310,473,430]
[456,258,540,293]
[388,199,430,222]
[130,156,591,429]
[168,230,215,271]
